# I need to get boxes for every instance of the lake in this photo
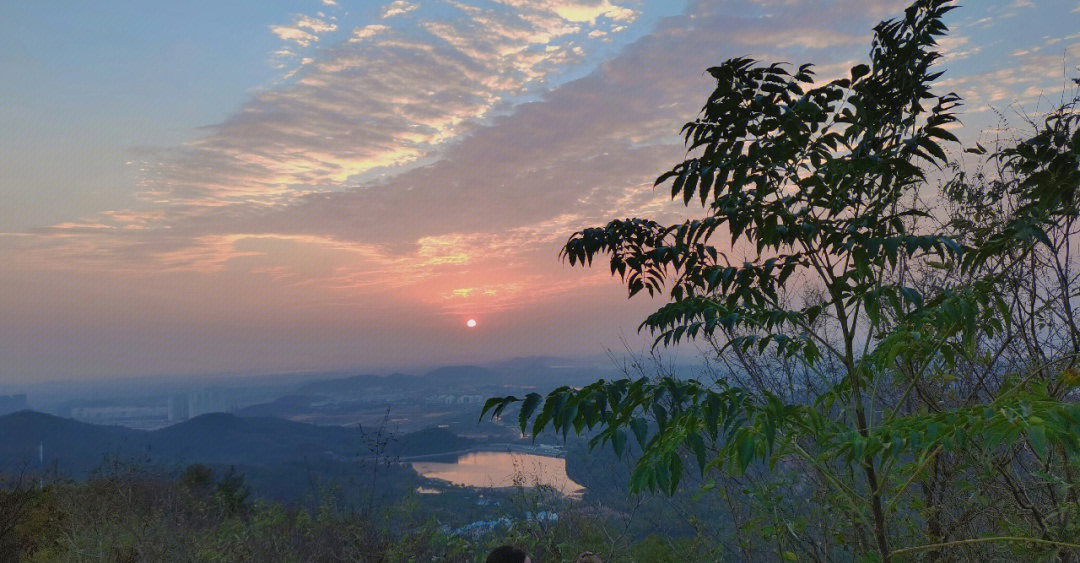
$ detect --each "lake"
[412,451,585,498]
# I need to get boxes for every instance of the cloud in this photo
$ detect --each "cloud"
[350,24,389,42]
[294,14,338,34]
[269,25,319,47]
[510,0,638,25]
[163,3,904,248]
[7,0,1074,377]
[939,49,1080,114]
[11,0,952,285]
[120,0,647,214]
[270,13,338,47]
[937,34,981,63]
[381,0,418,18]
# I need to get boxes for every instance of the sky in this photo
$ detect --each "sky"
[2,0,1079,382]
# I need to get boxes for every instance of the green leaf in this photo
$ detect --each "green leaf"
[480,396,517,422]
[1027,425,1048,459]
[630,418,649,448]
[737,433,756,472]
[612,428,627,457]
[518,393,541,432]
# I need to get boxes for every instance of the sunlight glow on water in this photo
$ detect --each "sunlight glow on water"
[412,451,585,498]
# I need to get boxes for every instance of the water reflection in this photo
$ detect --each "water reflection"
[412,451,584,498]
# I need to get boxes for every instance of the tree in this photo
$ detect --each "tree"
[484,1,1080,560]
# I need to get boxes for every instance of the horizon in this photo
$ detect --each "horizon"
[3,0,1079,383]
[0,351,631,389]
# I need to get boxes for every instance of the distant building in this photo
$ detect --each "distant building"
[0,394,28,415]
[525,511,558,522]
[188,389,228,418]
[70,406,168,420]
[168,394,189,422]
[425,394,484,405]
[451,517,513,539]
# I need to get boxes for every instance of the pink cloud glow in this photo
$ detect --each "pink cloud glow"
[2,0,1077,380]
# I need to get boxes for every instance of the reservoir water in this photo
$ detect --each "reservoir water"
[412,451,585,498]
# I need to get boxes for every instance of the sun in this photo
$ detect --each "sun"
[466,319,477,328]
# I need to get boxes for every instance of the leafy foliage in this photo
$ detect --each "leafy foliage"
[484,1,1080,560]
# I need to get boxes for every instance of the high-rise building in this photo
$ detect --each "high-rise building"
[187,389,228,418]
[168,394,189,422]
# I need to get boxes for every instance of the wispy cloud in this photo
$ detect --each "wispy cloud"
[937,34,982,63]
[939,48,1080,114]
[270,14,338,47]
[9,0,983,282]
[500,0,638,24]
[349,24,389,41]
[269,25,319,47]
[123,0,647,213]
[381,0,418,19]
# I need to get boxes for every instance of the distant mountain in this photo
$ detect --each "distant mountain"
[483,356,572,372]
[0,410,140,474]
[395,427,476,457]
[296,373,408,395]
[420,365,498,386]
[235,365,502,421]
[231,358,619,428]
[148,413,362,464]
[0,411,479,477]
[234,393,323,418]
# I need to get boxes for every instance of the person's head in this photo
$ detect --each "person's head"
[486,545,530,563]
[575,551,603,563]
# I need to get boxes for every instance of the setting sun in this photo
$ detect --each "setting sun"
[466,319,477,328]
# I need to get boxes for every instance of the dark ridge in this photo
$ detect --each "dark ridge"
[0,410,140,475]
[0,411,478,476]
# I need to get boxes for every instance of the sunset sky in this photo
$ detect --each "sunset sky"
[2,0,1079,382]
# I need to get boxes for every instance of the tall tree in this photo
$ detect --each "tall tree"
[484,1,1080,560]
